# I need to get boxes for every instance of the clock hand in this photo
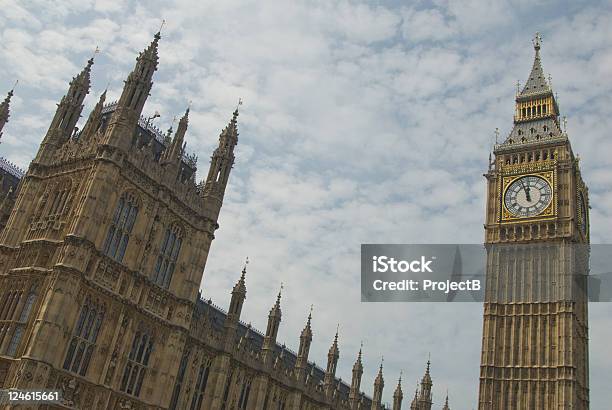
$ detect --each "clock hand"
[521,180,532,202]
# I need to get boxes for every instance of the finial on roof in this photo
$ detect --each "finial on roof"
[241,256,249,278]
[276,282,283,304]
[494,127,499,144]
[533,32,542,52]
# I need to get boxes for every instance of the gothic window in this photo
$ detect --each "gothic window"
[103,193,139,262]
[63,296,105,376]
[0,290,21,321]
[120,328,154,397]
[220,369,234,410]
[153,225,183,288]
[238,379,252,410]
[48,180,72,217]
[190,361,211,410]
[169,349,190,410]
[3,286,37,357]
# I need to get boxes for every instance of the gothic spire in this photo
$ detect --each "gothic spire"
[324,325,340,391]
[296,305,313,376]
[393,373,403,410]
[349,343,364,406]
[80,89,107,140]
[418,358,433,407]
[201,105,240,221]
[227,258,248,323]
[262,283,283,361]
[519,32,551,97]
[35,56,94,163]
[301,305,313,339]
[163,106,189,163]
[0,87,14,140]
[371,358,385,409]
[410,384,419,410]
[116,31,160,117]
[442,392,450,410]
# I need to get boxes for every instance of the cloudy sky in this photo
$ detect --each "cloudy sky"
[1,0,612,407]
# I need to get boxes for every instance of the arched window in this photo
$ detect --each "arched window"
[48,180,72,217]
[169,349,191,410]
[120,327,154,397]
[103,193,139,262]
[190,360,211,410]
[3,287,37,357]
[153,225,183,288]
[63,296,105,376]
[238,378,252,410]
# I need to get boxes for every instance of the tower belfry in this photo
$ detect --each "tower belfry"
[479,33,590,409]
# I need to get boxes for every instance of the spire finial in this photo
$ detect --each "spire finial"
[10,80,18,94]
[157,19,166,37]
[494,127,499,144]
[399,370,403,384]
[241,256,249,278]
[533,32,542,51]
[276,282,283,303]
[516,80,520,95]
[232,98,243,120]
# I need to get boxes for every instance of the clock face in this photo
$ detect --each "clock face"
[504,175,552,218]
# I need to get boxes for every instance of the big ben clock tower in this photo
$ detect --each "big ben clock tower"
[479,33,590,409]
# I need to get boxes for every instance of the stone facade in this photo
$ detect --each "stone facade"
[479,33,590,409]
[0,33,451,410]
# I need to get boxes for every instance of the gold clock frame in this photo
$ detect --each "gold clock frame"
[499,168,556,223]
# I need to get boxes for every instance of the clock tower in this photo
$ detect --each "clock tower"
[479,33,589,409]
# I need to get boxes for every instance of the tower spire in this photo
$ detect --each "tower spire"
[79,89,107,141]
[500,32,562,146]
[417,358,433,409]
[201,106,240,222]
[349,343,364,408]
[371,357,385,409]
[393,372,403,410]
[519,32,550,96]
[324,324,340,394]
[442,391,450,410]
[295,305,313,379]
[0,85,15,140]
[226,258,248,323]
[165,106,189,162]
[34,56,94,163]
[262,282,283,363]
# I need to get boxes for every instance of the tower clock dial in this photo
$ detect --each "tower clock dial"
[504,175,552,218]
